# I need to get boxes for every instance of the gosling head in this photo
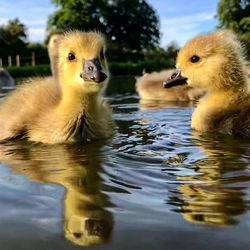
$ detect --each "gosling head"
[57,31,108,94]
[65,215,113,246]
[164,30,247,91]
[48,34,62,76]
[48,34,62,54]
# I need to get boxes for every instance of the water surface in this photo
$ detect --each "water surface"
[0,77,249,249]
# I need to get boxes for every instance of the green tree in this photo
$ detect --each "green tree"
[105,0,160,50]
[216,0,250,39]
[165,41,179,58]
[47,0,107,32]
[0,18,27,57]
[47,0,160,50]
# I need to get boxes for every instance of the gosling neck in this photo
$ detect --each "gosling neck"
[58,79,101,114]
[207,69,248,99]
[203,82,248,110]
[216,62,248,93]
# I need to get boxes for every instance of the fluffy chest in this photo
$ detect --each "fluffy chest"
[69,113,99,141]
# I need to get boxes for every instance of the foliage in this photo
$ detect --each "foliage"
[109,59,174,75]
[165,41,180,60]
[47,0,107,32]
[216,0,250,58]
[47,0,160,50]
[0,18,27,57]
[106,76,136,95]
[0,18,50,66]
[6,65,51,78]
[106,42,179,64]
[216,0,250,39]
[7,58,175,78]
[105,0,160,50]
[26,43,50,65]
[106,49,144,62]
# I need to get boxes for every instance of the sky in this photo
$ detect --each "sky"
[0,0,219,48]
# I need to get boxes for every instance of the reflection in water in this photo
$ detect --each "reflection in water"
[175,134,249,225]
[0,141,113,246]
[0,93,249,249]
[135,100,250,226]
[139,98,196,110]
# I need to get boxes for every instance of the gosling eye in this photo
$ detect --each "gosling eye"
[100,49,105,60]
[68,52,76,61]
[190,55,200,63]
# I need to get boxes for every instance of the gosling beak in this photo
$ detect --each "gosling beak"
[80,58,107,83]
[163,69,188,88]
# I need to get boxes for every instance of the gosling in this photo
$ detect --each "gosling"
[136,69,205,101]
[163,30,250,137]
[0,31,113,143]
[47,33,62,77]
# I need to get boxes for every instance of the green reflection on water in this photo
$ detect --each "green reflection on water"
[105,76,136,95]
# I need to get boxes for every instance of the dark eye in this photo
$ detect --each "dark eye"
[190,55,200,63]
[68,52,76,61]
[100,49,105,60]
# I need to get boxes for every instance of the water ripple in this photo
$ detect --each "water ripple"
[0,93,249,248]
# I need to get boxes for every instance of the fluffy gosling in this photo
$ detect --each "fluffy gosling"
[0,31,113,143]
[164,30,250,137]
[136,69,205,101]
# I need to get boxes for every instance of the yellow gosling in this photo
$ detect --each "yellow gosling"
[0,31,114,143]
[136,69,205,101]
[164,30,250,137]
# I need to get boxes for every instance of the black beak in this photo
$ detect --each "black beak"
[80,58,107,83]
[163,69,188,88]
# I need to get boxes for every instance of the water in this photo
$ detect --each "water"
[0,77,250,249]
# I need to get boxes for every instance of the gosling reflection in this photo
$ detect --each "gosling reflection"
[139,98,195,111]
[175,134,249,226]
[137,101,249,226]
[0,141,113,246]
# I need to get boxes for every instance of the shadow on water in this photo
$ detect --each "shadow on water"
[0,140,114,247]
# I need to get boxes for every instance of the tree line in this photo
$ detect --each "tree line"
[0,0,249,67]
[216,0,250,58]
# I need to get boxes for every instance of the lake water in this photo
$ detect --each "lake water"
[0,76,249,249]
